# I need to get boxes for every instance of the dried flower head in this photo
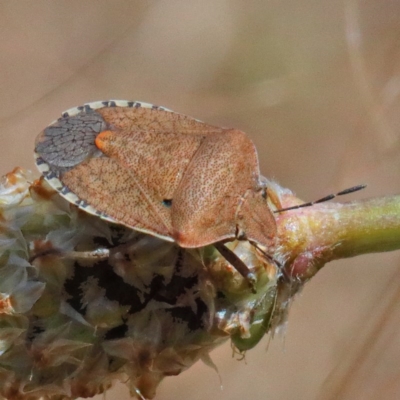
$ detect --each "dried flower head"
[0,168,282,400]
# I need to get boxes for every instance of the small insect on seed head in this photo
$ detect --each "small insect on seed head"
[34,101,278,285]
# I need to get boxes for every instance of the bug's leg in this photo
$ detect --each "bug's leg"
[250,242,292,282]
[29,245,110,263]
[29,238,154,264]
[63,248,110,260]
[63,243,135,262]
[214,242,257,293]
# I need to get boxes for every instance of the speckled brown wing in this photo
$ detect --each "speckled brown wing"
[94,108,276,248]
[61,156,175,238]
[35,103,227,241]
[171,129,274,248]
[93,106,232,240]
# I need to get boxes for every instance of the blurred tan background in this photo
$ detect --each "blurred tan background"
[1,1,400,399]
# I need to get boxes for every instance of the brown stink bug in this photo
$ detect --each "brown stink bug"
[34,100,277,285]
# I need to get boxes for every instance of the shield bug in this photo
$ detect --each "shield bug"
[34,101,277,285]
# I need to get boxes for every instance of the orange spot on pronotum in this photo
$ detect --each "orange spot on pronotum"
[95,130,114,151]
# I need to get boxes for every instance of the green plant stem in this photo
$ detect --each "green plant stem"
[276,195,400,282]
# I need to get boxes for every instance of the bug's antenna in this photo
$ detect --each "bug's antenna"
[274,184,367,213]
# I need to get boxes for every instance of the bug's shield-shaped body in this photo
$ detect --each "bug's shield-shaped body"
[35,101,276,251]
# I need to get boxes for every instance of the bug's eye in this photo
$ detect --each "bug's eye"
[162,199,173,208]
